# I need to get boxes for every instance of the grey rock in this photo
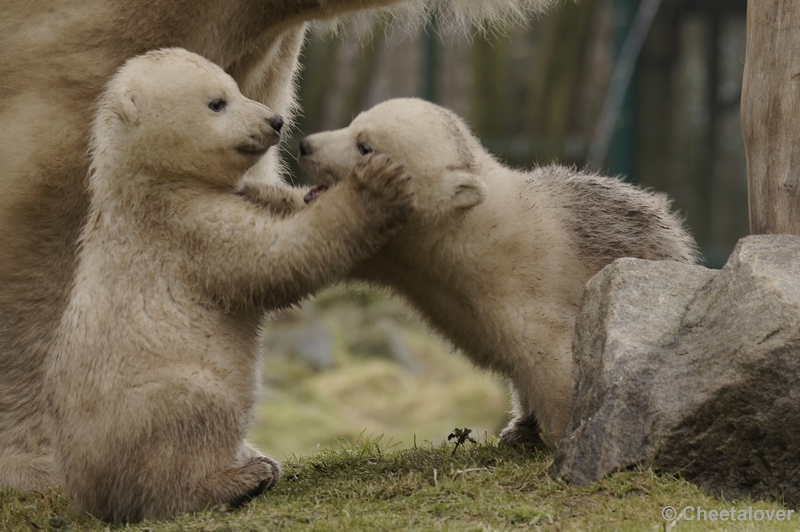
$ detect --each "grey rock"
[554,235,800,505]
[378,318,421,374]
[345,315,421,372]
[290,323,334,371]
[262,318,334,370]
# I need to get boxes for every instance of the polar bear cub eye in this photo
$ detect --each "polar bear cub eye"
[208,98,227,112]
[357,142,372,156]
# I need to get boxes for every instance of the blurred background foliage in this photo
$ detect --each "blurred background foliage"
[250,287,509,458]
[251,0,749,458]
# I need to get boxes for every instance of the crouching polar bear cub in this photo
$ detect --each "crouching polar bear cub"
[45,49,414,523]
[298,98,698,446]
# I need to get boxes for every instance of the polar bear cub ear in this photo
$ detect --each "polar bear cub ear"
[109,87,140,125]
[441,169,487,210]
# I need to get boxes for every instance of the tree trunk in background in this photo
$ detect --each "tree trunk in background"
[342,19,387,119]
[298,32,340,134]
[524,0,594,157]
[741,0,800,235]
[471,32,511,137]
[543,0,595,140]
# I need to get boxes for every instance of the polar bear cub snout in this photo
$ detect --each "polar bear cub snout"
[237,113,283,158]
[299,99,488,215]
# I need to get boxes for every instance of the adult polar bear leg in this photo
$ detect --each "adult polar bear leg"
[0,64,99,489]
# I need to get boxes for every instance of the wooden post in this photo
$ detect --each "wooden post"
[741,0,800,235]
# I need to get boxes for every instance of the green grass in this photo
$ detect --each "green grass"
[2,435,797,531]
[249,286,510,457]
[3,288,797,530]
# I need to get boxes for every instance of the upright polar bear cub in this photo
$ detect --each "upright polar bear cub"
[299,98,698,445]
[45,49,414,523]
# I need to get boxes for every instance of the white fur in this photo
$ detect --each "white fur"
[299,98,698,444]
[0,0,556,491]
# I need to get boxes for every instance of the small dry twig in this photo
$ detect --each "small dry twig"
[454,467,490,476]
[447,427,476,456]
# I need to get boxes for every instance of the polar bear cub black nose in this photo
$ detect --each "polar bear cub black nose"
[299,137,312,156]
[267,115,283,134]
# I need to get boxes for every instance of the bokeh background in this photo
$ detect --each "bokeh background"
[248,0,749,458]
